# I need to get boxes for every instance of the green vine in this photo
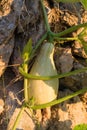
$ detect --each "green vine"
[19,66,87,80]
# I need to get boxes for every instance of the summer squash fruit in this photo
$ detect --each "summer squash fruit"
[28,43,59,104]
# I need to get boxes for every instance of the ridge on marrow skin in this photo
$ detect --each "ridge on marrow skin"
[28,43,59,105]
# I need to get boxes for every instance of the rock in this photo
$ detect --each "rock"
[60,72,87,91]
[0,0,23,76]
[57,90,87,130]
[12,0,45,74]
[59,2,82,16]
[43,89,87,130]
[54,47,74,73]
[0,37,14,76]
[7,108,35,130]
[5,80,35,130]
[0,0,45,76]
[60,59,87,91]
[4,75,35,130]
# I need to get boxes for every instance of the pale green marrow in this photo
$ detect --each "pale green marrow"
[28,43,59,104]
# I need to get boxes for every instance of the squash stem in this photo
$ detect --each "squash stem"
[24,64,29,103]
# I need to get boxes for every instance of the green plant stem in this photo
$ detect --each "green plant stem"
[12,106,25,130]
[40,0,53,42]
[40,0,50,32]
[50,23,87,37]
[24,64,29,102]
[54,37,78,41]
[19,66,87,80]
[28,87,87,110]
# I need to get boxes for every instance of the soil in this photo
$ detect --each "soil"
[0,0,87,130]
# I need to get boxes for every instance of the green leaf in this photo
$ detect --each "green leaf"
[73,124,87,130]
[22,39,32,62]
[80,0,87,10]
